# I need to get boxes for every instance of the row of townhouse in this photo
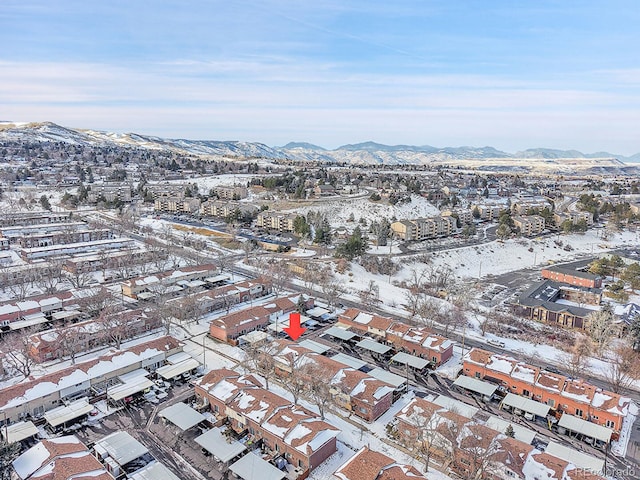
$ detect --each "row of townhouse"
[209,295,313,344]
[194,368,340,476]
[0,291,74,330]
[19,237,135,260]
[0,336,183,425]
[0,221,87,241]
[27,309,159,363]
[0,212,72,227]
[62,248,155,274]
[13,228,113,248]
[256,212,296,232]
[200,199,258,218]
[393,396,605,480]
[153,195,201,214]
[120,263,219,299]
[271,341,395,422]
[168,278,270,317]
[462,348,632,432]
[512,215,545,236]
[390,215,457,242]
[0,235,8,250]
[334,446,427,480]
[338,308,454,367]
[87,184,133,203]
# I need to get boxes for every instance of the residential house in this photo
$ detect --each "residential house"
[334,446,427,480]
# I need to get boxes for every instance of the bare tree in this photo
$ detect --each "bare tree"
[359,280,380,308]
[320,278,347,309]
[55,326,86,364]
[416,296,441,329]
[279,350,308,404]
[606,344,640,394]
[76,287,117,316]
[558,336,592,379]
[398,410,440,473]
[97,307,131,350]
[66,267,94,289]
[35,260,64,294]
[587,310,618,357]
[304,364,333,420]
[1,329,38,378]
[242,341,280,391]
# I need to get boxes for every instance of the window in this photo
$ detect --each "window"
[432,356,437,363]
[576,408,583,417]
[523,389,530,397]
[606,420,615,429]
[547,399,555,407]
[475,372,481,379]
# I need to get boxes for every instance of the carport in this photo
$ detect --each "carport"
[156,358,199,381]
[129,461,181,480]
[485,415,536,444]
[544,441,605,473]
[299,339,331,354]
[434,395,479,419]
[159,402,206,431]
[500,393,550,420]
[331,353,367,370]
[391,352,430,371]
[44,398,93,430]
[323,326,357,342]
[108,377,154,402]
[453,375,498,400]
[229,452,285,480]
[195,427,247,463]
[355,338,392,356]
[557,413,612,443]
[1,420,38,444]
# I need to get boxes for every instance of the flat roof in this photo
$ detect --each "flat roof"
[229,452,285,480]
[1,421,38,443]
[331,353,367,370]
[44,398,93,428]
[306,306,330,317]
[484,416,536,445]
[95,431,148,466]
[50,310,81,321]
[156,358,199,380]
[368,368,406,388]
[323,326,357,341]
[298,339,331,354]
[9,314,47,331]
[391,352,430,370]
[129,461,181,480]
[108,378,154,401]
[501,393,551,418]
[557,413,612,443]
[166,352,192,364]
[355,338,392,355]
[239,330,269,344]
[453,375,498,397]
[118,368,149,383]
[545,441,605,473]
[195,428,247,463]
[433,395,479,419]
[159,402,206,431]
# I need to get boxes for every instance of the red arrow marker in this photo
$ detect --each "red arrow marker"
[284,312,306,341]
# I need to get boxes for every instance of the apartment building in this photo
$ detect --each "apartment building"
[153,195,201,214]
[256,212,296,232]
[200,200,257,218]
[462,348,632,432]
[390,215,456,241]
[87,184,133,203]
[210,185,248,200]
[512,198,550,214]
[338,308,453,367]
[442,209,472,224]
[541,265,602,289]
[553,211,594,227]
[512,215,545,236]
[472,203,505,221]
[194,369,339,475]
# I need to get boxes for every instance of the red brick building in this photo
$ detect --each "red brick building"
[541,266,602,289]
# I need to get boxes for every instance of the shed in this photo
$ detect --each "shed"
[156,358,199,380]
[545,441,605,473]
[229,452,286,480]
[195,428,247,463]
[323,326,357,342]
[1,421,38,444]
[129,461,181,480]
[44,398,93,428]
[557,413,612,443]
[355,338,392,355]
[391,352,430,370]
[433,395,479,419]
[159,402,206,431]
[500,393,550,419]
[453,375,498,398]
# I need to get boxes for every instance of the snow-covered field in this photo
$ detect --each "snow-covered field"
[288,194,440,227]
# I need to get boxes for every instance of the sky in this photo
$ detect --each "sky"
[1,0,640,154]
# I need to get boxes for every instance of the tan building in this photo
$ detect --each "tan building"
[472,203,504,221]
[553,211,594,227]
[256,212,296,232]
[210,185,248,200]
[154,195,201,214]
[200,200,257,218]
[513,215,545,236]
[512,199,550,214]
[390,216,456,241]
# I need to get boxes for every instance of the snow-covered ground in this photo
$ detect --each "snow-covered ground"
[288,194,440,227]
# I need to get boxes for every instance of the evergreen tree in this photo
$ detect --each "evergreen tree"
[505,424,515,438]
[0,438,20,480]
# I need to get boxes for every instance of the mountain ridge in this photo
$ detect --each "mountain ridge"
[1,121,638,166]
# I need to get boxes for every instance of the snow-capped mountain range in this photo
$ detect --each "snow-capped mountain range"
[2,121,640,166]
